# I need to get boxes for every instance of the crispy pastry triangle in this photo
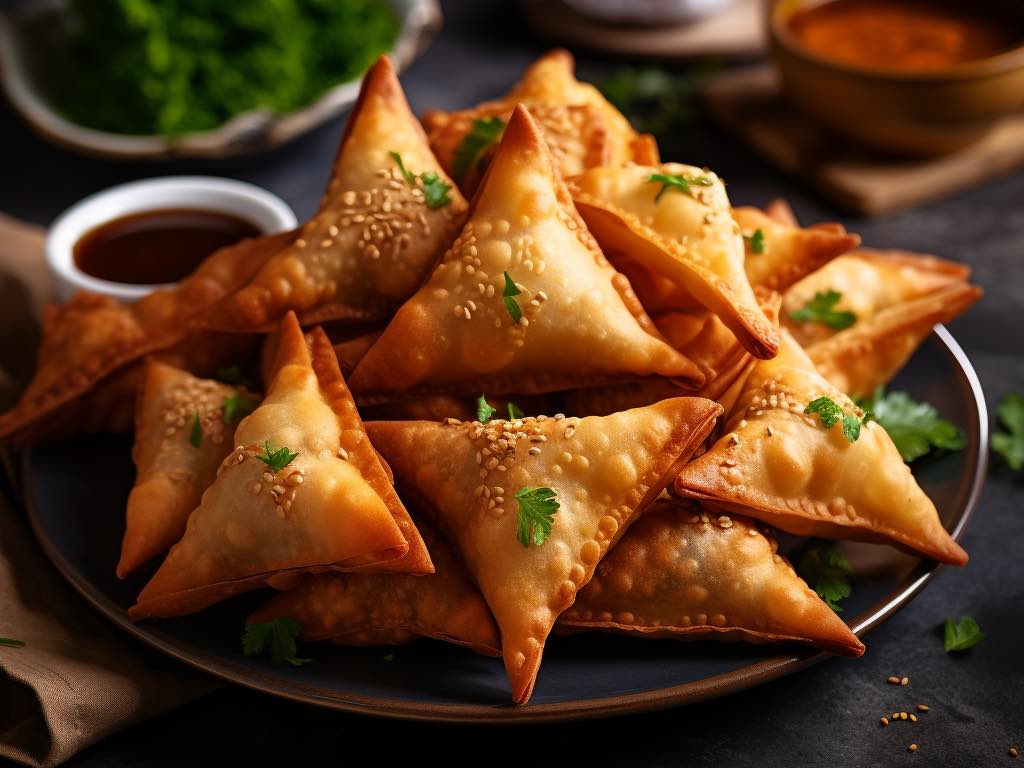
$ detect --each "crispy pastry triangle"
[559,499,864,657]
[117,360,254,578]
[348,105,702,399]
[130,313,431,620]
[736,206,860,292]
[366,397,722,703]
[568,163,779,359]
[207,56,467,333]
[673,332,968,565]
[249,516,501,656]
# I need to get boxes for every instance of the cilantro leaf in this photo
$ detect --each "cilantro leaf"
[992,392,1024,471]
[515,486,559,547]
[420,172,452,210]
[242,618,310,666]
[797,541,852,613]
[222,393,258,424]
[648,172,714,202]
[944,616,985,652]
[806,396,865,443]
[502,271,522,323]
[597,62,719,137]
[744,228,765,254]
[189,412,202,448]
[254,441,299,473]
[856,387,966,463]
[0,637,25,648]
[389,150,415,183]
[789,290,857,329]
[216,365,254,388]
[452,116,505,185]
[476,394,495,423]
[507,401,525,420]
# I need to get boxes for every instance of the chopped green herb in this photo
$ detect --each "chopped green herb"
[389,150,415,183]
[744,228,765,254]
[648,172,714,202]
[0,637,25,648]
[477,395,496,423]
[452,116,505,184]
[597,62,719,137]
[222,393,258,424]
[944,616,984,652]
[515,486,559,548]
[856,387,965,463]
[805,396,865,443]
[254,441,299,473]
[507,401,525,420]
[502,271,522,323]
[189,412,202,447]
[789,290,857,329]
[242,618,310,666]
[797,541,852,613]
[390,151,451,209]
[216,365,254,388]
[992,392,1024,471]
[383,652,395,662]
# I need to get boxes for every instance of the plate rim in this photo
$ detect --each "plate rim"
[21,325,988,724]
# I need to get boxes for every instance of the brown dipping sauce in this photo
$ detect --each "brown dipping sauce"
[788,0,1024,73]
[74,208,261,285]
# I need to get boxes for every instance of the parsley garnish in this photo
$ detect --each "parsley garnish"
[477,394,496,423]
[390,151,452,210]
[254,441,299,473]
[216,364,254,388]
[789,290,857,329]
[502,271,522,323]
[797,541,852,613]
[515,486,559,548]
[944,616,984,652]
[189,412,202,447]
[856,387,965,463]
[452,116,505,185]
[597,62,719,136]
[242,618,310,666]
[992,392,1024,471]
[648,172,713,202]
[0,637,25,648]
[805,396,865,443]
[744,228,765,254]
[507,401,525,420]
[222,393,258,424]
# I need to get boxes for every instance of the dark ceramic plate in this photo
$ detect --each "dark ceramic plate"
[23,326,986,723]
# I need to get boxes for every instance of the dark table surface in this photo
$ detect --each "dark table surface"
[1,1,1022,766]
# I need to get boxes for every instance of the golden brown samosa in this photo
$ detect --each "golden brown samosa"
[249,516,501,657]
[568,164,779,359]
[130,312,431,620]
[117,360,257,578]
[560,500,865,657]
[349,105,702,399]
[207,56,467,333]
[673,332,968,565]
[367,396,722,703]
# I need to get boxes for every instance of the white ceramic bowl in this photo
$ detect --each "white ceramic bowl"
[46,176,297,302]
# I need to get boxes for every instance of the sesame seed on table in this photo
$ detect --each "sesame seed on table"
[0,0,1022,766]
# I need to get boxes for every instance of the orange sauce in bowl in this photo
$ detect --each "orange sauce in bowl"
[788,0,1024,73]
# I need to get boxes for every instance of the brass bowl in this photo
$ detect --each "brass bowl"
[768,0,1024,155]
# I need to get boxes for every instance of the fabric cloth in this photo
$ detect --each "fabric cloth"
[0,213,214,768]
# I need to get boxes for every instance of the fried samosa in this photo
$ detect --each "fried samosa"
[130,312,431,620]
[559,500,864,657]
[568,164,779,359]
[367,396,722,703]
[673,332,968,565]
[118,360,257,578]
[349,105,702,399]
[249,516,501,656]
[206,56,467,333]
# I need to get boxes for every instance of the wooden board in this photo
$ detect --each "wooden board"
[703,65,1024,216]
[522,0,764,59]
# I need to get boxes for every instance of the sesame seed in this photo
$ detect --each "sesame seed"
[880,717,889,727]
[564,426,576,439]
[529,447,541,455]
[901,677,909,686]
[887,676,901,685]
[1010,746,1019,759]
[338,447,349,460]
[900,712,908,720]
[893,712,900,720]
[917,704,929,712]
[910,714,917,722]
[908,744,918,753]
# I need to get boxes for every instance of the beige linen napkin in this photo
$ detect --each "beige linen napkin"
[0,213,215,768]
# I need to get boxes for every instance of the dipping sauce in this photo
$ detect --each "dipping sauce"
[73,208,260,285]
[788,0,1024,73]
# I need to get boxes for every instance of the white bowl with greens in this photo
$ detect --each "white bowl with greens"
[0,0,440,160]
